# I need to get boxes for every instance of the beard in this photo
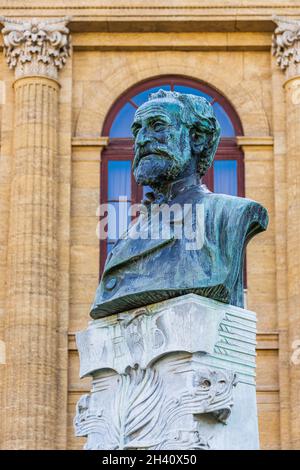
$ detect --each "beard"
[133,154,183,186]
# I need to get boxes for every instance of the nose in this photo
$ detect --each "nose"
[135,127,151,147]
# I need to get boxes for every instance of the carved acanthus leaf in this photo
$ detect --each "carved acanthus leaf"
[272,16,300,71]
[0,17,71,79]
[74,366,237,450]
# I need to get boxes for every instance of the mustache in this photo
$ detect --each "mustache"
[134,144,172,167]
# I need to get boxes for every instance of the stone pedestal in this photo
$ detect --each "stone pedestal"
[74,294,259,450]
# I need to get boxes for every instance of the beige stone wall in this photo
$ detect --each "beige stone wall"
[1,2,299,448]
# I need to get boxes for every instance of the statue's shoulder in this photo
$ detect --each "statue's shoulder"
[192,189,268,230]
[193,187,263,209]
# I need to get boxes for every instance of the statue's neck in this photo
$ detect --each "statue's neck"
[151,173,201,202]
[150,158,200,199]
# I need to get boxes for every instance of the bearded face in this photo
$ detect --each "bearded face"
[131,100,193,186]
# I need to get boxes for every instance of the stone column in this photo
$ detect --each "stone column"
[272,16,300,449]
[0,17,71,449]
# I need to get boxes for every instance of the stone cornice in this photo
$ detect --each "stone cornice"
[1,5,300,33]
[0,32,272,52]
[70,32,271,51]
[0,1,300,11]
[0,16,71,80]
[71,136,109,147]
[237,136,274,148]
[272,16,300,73]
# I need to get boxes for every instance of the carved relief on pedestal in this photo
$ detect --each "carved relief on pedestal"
[74,366,237,450]
[0,17,71,79]
[272,16,300,71]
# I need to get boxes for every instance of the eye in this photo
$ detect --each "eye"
[152,121,167,132]
[132,124,141,138]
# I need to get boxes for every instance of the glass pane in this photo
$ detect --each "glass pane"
[212,102,235,137]
[110,102,137,137]
[109,84,236,138]
[108,160,131,200]
[132,85,171,107]
[214,160,237,196]
[174,85,211,101]
[107,201,130,240]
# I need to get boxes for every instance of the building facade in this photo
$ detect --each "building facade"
[0,1,299,450]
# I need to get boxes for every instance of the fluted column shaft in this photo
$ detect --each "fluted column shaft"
[0,17,70,449]
[3,76,59,449]
[273,16,300,449]
[284,74,300,449]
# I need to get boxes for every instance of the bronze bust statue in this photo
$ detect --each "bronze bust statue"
[91,90,268,319]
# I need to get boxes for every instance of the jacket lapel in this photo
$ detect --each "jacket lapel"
[103,234,174,275]
[103,204,187,275]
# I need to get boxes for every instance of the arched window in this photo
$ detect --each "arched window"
[100,76,244,274]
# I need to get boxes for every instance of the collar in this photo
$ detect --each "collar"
[142,174,202,205]
[167,174,201,200]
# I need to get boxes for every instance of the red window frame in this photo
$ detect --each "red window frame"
[99,76,244,277]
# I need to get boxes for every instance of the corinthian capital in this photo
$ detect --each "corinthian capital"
[0,17,71,80]
[272,16,300,72]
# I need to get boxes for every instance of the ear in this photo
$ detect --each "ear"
[189,128,208,155]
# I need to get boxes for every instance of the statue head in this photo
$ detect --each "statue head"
[131,89,221,187]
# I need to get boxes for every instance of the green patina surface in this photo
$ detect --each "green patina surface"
[91,90,268,319]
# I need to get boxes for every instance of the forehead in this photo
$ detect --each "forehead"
[133,99,182,122]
